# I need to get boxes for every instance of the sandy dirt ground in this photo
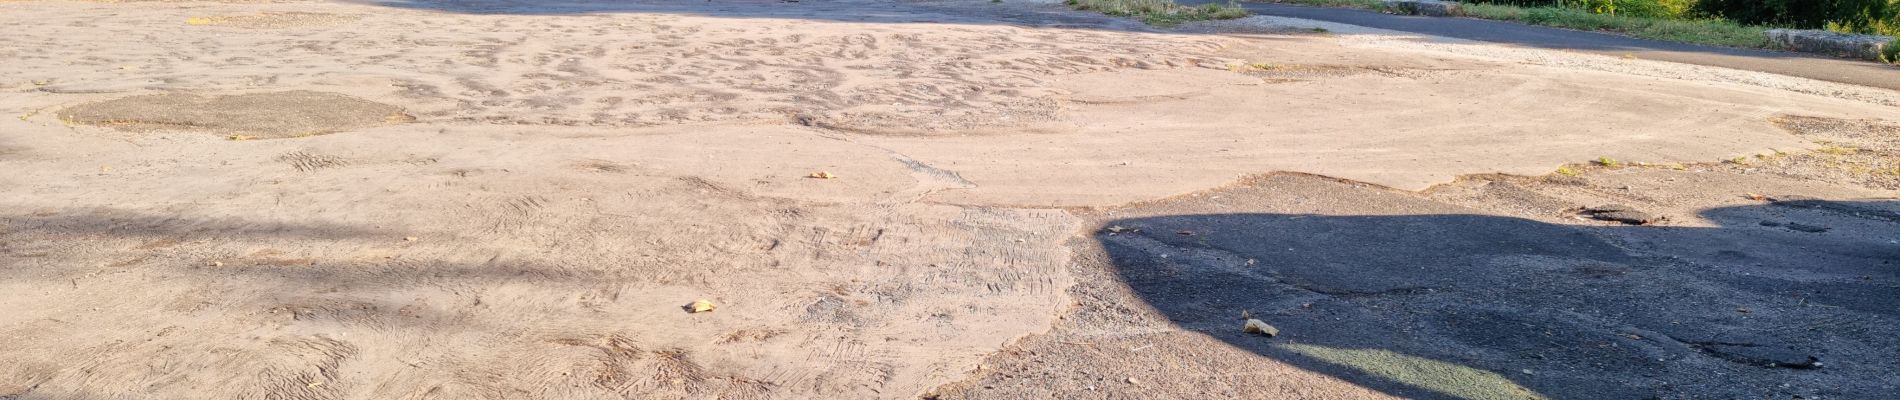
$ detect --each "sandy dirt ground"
[0,0,1896,399]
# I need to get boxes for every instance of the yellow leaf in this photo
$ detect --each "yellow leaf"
[688,299,716,313]
[808,171,836,179]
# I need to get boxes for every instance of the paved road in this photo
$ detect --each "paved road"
[1191,2,1900,90]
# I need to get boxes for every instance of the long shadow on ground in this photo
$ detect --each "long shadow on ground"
[1096,197,1899,398]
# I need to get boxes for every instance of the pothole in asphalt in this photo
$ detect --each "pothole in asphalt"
[58,91,414,139]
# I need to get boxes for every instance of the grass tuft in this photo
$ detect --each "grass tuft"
[1234,62,1281,70]
[1265,0,1387,9]
[1250,0,1776,49]
[1815,145,1860,155]
[1884,37,1900,64]
[1069,0,1251,27]
[1461,3,1772,48]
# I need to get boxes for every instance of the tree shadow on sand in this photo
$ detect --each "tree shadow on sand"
[1094,198,1899,398]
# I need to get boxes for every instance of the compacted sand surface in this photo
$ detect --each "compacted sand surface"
[1,1,1896,399]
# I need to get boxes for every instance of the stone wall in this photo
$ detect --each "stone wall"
[1764,29,1895,62]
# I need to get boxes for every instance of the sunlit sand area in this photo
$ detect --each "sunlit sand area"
[2,0,1896,398]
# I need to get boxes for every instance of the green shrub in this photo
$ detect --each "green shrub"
[1470,0,1897,30]
[1830,16,1900,35]
[1504,5,1771,47]
[1610,0,1695,18]
[1070,0,1250,26]
[1459,3,1529,20]
[1306,0,1888,51]
[1695,0,1897,31]
[1465,0,1692,18]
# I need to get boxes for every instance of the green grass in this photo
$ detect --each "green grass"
[1250,0,1900,63]
[1264,0,1388,9]
[1250,0,1776,49]
[1460,4,1772,48]
[1067,0,1252,27]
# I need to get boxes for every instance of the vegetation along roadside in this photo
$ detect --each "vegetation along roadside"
[1067,0,1252,26]
[1256,0,1900,63]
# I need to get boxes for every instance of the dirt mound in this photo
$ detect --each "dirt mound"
[58,91,412,139]
[794,98,1070,136]
[1233,63,1382,83]
[186,12,360,29]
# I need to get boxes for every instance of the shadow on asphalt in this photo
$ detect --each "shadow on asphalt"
[1095,200,1900,398]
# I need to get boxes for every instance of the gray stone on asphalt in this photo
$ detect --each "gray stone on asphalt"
[1590,210,1657,225]
[1764,29,1895,61]
[1581,205,1657,224]
[1243,319,1279,337]
[1785,222,1829,233]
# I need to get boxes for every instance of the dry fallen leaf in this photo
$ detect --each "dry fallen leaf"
[688,299,717,313]
[808,171,836,179]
